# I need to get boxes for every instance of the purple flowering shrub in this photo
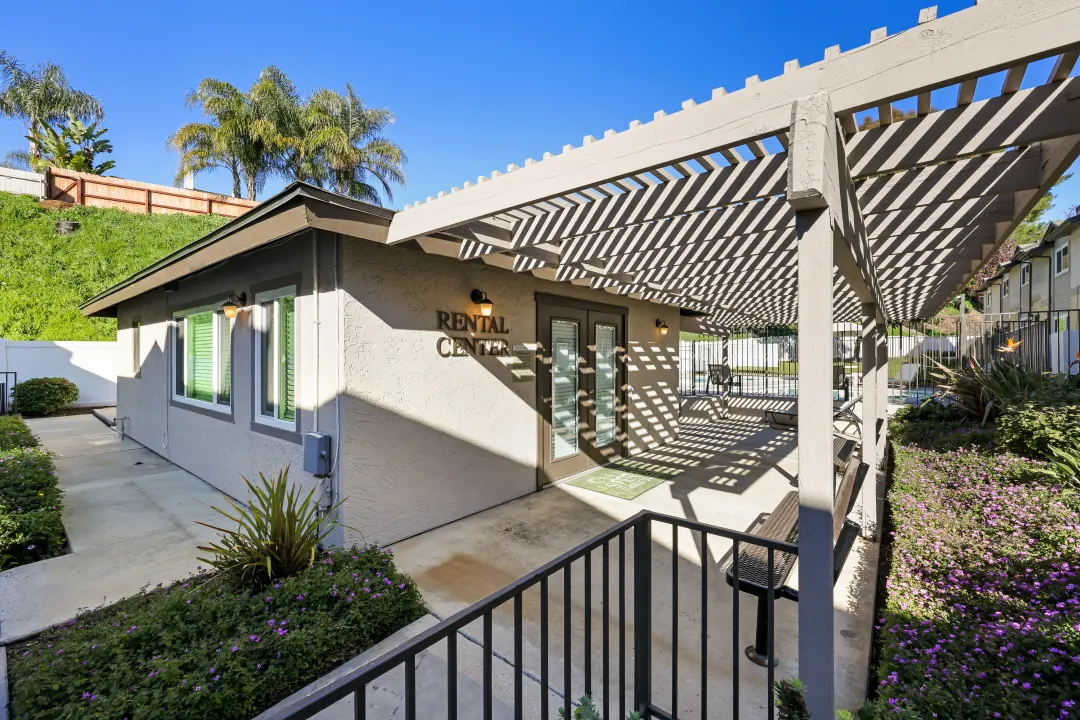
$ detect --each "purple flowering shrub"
[8,544,425,719]
[0,438,65,570]
[875,443,1080,717]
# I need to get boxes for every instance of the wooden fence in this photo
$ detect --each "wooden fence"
[45,168,259,218]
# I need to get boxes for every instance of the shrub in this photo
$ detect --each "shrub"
[998,402,1080,462]
[929,357,1048,422]
[872,440,1080,718]
[7,545,425,719]
[197,466,346,589]
[558,695,641,719]
[0,414,38,451]
[888,416,996,453]
[0,446,65,569]
[12,377,79,416]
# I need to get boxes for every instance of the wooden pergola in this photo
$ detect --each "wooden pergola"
[383,1,1080,713]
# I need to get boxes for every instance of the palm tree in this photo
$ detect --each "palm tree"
[0,51,104,159]
[302,84,406,205]
[169,69,285,201]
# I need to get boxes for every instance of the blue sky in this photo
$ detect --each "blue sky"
[2,0,1077,217]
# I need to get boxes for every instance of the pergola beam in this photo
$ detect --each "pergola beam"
[848,77,1080,176]
[387,1,1080,244]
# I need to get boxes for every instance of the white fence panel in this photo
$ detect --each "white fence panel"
[0,339,118,407]
[0,168,46,198]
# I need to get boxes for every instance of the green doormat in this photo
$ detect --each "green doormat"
[567,460,681,500]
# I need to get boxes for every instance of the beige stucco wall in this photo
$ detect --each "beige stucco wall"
[115,231,341,508]
[338,239,681,546]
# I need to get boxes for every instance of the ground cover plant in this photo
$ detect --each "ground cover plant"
[0,414,64,569]
[0,191,228,341]
[7,544,425,719]
[872,416,1080,717]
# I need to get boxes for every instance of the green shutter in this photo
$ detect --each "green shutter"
[186,312,214,402]
[278,296,296,422]
[217,313,232,405]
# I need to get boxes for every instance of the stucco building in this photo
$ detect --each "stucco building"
[82,185,683,547]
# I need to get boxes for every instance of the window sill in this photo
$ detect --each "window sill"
[250,416,301,444]
[170,395,234,423]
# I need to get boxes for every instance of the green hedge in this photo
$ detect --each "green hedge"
[0,414,38,451]
[12,377,80,416]
[8,545,426,719]
[0,415,64,569]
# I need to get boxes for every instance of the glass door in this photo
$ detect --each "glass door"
[538,299,626,487]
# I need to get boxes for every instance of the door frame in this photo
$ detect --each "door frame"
[535,292,629,489]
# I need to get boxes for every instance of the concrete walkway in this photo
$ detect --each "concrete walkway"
[391,416,879,719]
[0,414,225,642]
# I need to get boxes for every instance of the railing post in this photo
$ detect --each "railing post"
[633,516,652,714]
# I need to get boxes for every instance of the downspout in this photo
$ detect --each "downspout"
[312,230,319,435]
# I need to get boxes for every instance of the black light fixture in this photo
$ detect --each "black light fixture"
[221,292,247,320]
[471,289,494,317]
[656,318,669,336]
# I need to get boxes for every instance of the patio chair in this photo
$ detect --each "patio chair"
[888,362,921,388]
[724,453,868,666]
[706,364,741,395]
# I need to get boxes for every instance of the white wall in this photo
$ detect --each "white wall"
[0,168,45,198]
[0,339,118,407]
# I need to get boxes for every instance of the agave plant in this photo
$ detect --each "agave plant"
[196,466,347,588]
[558,695,641,720]
[928,356,1049,424]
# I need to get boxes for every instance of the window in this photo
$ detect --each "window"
[1002,275,1010,297]
[173,307,232,408]
[255,287,297,428]
[1055,244,1070,276]
[985,292,992,311]
[1020,264,1030,287]
[131,320,141,377]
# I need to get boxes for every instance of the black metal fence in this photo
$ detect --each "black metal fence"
[679,324,862,401]
[0,371,15,414]
[261,510,797,720]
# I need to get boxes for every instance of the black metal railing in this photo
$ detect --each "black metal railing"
[0,371,16,414]
[262,510,797,720]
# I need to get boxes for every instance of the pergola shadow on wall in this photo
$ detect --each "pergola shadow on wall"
[378,2,1080,713]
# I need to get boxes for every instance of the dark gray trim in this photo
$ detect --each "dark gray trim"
[249,270,304,442]
[249,419,302,445]
[169,396,235,423]
[534,292,630,316]
[80,182,395,315]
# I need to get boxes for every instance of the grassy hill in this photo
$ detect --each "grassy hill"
[0,192,230,341]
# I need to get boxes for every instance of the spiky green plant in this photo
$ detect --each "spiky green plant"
[196,466,347,589]
[928,357,1049,423]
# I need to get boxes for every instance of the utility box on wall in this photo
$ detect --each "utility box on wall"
[303,432,331,477]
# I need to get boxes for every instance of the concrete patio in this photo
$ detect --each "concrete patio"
[0,414,224,642]
[391,414,879,718]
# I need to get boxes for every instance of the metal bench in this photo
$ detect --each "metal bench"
[724,446,867,667]
[706,364,741,395]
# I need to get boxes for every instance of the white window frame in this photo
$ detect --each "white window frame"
[1020,263,1030,287]
[254,286,297,431]
[171,302,232,411]
[985,291,992,311]
[1055,243,1070,277]
[1002,274,1011,297]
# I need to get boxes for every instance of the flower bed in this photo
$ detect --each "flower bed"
[7,545,426,719]
[873,427,1080,717]
[0,415,64,570]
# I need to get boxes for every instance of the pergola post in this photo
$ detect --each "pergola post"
[789,92,840,717]
[876,315,889,462]
[860,302,881,538]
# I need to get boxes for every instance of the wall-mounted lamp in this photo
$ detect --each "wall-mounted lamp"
[471,289,494,317]
[656,319,669,336]
[221,292,247,320]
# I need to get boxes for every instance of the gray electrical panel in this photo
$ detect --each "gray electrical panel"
[303,432,331,477]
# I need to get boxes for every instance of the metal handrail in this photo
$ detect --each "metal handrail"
[261,509,798,720]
